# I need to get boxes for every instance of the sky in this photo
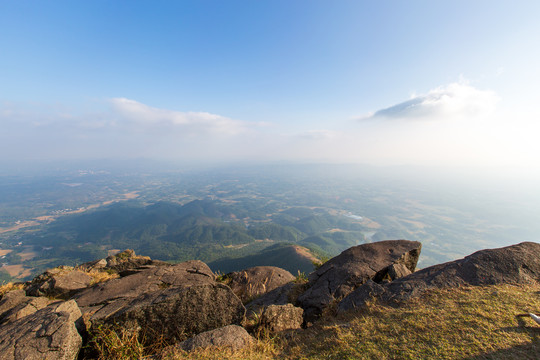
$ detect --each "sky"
[1,1,540,174]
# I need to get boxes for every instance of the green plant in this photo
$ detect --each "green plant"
[294,270,308,283]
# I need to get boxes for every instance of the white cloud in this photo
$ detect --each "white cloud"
[359,82,499,121]
[109,98,251,136]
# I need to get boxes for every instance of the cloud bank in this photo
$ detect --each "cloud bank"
[360,82,499,121]
[109,98,252,136]
[2,84,539,173]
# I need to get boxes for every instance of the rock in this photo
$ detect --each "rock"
[0,300,82,360]
[245,283,296,316]
[226,266,295,303]
[91,283,245,344]
[340,241,540,309]
[73,260,244,344]
[179,325,254,352]
[338,280,386,312]
[0,289,51,325]
[73,260,215,307]
[25,269,92,298]
[387,263,412,281]
[259,304,303,333]
[297,240,421,321]
[77,249,169,275]
[0,291,27,320]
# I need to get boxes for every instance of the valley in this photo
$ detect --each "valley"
[1,163,539,282]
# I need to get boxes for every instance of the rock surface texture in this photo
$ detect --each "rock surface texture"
[73,260,244,344]
[0,300,82,360]
[298,240,421,320]
[259,304,304,333]
[339,241,540,311]
[25,269,92,298]
[226,266,295,303]
[179,325,255,351]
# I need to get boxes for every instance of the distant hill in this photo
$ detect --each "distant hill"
[209,243,319,274]
[4,199,368,280]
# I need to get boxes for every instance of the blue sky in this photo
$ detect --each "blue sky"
[1,1,540,172]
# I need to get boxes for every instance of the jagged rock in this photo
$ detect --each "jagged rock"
[74,260,244,344]
[225,266,295,303]
[297,240,421,321]
[259,304,303,333]
[0,290,51,325]
[339,241,540,310]
[0,300,82,360]
[179,325,254,352]
[77,249,170,275]
[25,269,92,298]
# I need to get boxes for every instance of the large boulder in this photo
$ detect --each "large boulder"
[90,283,245,344]
[73,260,215,307]
[225,266,295,303]
[297,240,421,320]
[339,241,540,311]
[73,260,245,344]
[0,300,82,360]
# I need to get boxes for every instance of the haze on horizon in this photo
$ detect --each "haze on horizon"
[1,1,540,178]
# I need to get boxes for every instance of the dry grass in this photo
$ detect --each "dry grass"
[284,283,540,360]
[86,269,119,285]
[0,281,25,297]
[156,283,540,360]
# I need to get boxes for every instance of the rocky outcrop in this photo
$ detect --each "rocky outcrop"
[77,249,170,276]
[0,300,82,360]
[73,260,244,344]
[339,241,540,311]
[297,240,421,320]
[225,266,295,303]
[73,260,215,307]
[25,268,92,298]
[259,304,303,333]
[90,283,245,344]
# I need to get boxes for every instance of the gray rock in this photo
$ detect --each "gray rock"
[77,249,170,275]
[74,260,244,345]
[73,260,215,307]
[259,304,303,333]
[297,240,421,321]
[341,241,540,309]
[179,325,254,352]
[90,283,245,344]
[0,290,27,320]
[387,263,412,281]
[0,290,51,325]
[226,266,295,303]
[25,269,92,298]
[245,283,295,316]
[338,280,386,312]
[0,300,82,360]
